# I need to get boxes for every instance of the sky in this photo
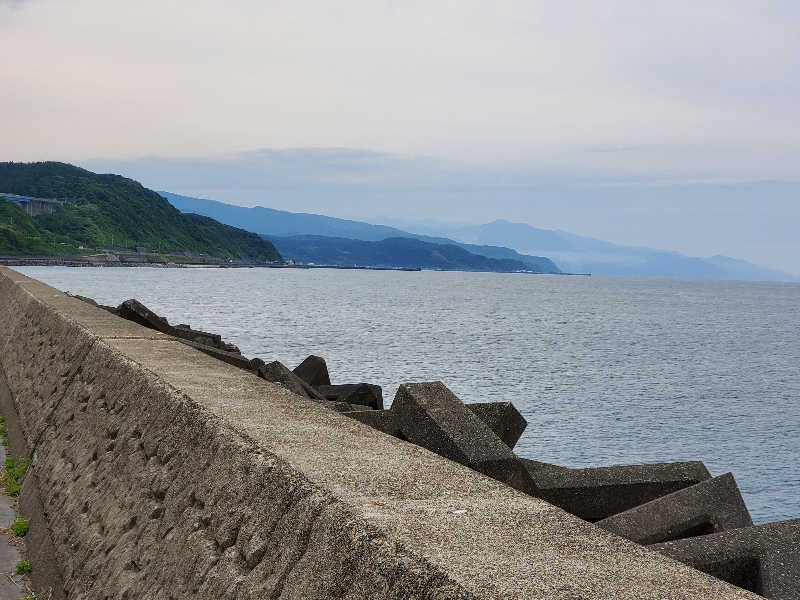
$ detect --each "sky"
[2,1,800,273]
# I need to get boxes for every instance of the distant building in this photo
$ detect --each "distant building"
[1,193,64,216]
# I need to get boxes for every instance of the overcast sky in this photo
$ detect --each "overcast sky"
[2,1,799,273]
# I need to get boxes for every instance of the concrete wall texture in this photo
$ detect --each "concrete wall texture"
[0,266,760,599]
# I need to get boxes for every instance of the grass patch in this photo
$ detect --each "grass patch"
[1,414,32,495]
[16,559,31,574]
[11,517,29,536]
[4,456,29,497]
[6,475,19,496]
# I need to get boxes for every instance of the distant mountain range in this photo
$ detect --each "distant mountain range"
[161,191,796,282]
[160,192,560,273]
[407,219,798,282]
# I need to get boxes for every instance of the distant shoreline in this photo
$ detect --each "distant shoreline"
[0,255,420,271]
[1,254,594,275]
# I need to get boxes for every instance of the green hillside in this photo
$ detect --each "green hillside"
[0,162,282,261]
[0,198,84,255]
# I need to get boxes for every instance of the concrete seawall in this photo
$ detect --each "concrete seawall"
[0,266,759,599]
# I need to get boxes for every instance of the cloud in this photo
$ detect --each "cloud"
[1,1,799,180]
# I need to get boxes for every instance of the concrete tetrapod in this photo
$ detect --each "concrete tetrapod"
[256,360,327,401]
[343,401,526,444]
[117,298,241,353]
[652,519,800,600]
[597,473,753,544]
[391,382,539,495]
[317,383,384,410]
[292,355,331,387]
[520,458,569,475]
[529,460,712,521]
[465,402,527,449]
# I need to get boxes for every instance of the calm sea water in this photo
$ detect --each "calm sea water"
[15,266,800,524]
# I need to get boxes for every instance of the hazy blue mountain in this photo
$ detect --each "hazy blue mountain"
[266,235,542,272]
[452,242,559,272]
[161,191,405,241]
[703,255,797,282]
[161,191,791,281]
[426,219,797,282]
[161,192,560,273]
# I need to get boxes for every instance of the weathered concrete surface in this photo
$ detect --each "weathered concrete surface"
[597,473,753,544]
[521,458,569,475]
[72,293,119,315]
[532,461,712,521]
[178,338,258,371]
[326,400,377,413]
[345,409,402,437]
[0,266,763,599]
[19,468,65,599]
[465,402,527,449]
[0,267,169,343]
[653,519,800,600]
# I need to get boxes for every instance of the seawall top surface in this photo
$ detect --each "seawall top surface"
[0,266,758,599]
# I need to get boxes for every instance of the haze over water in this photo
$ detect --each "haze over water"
[17,266,800,525]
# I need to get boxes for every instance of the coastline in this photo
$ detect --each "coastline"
[0,256,420,271]
[0,255,587,274]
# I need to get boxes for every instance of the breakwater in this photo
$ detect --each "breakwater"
[0,266,790,599]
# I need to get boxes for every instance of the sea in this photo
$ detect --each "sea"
[14,266,800,524]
